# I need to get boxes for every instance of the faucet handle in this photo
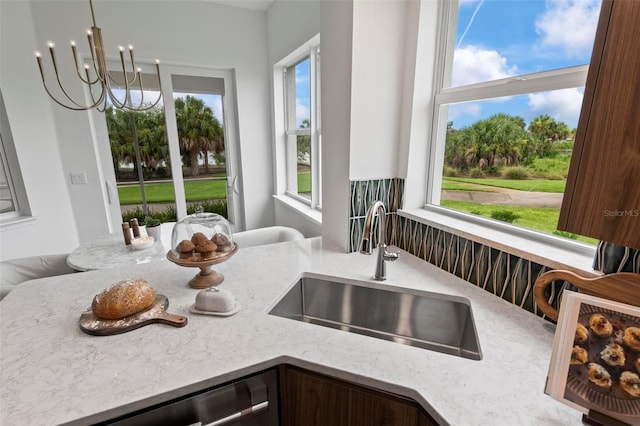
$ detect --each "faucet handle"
[382,244,399,262]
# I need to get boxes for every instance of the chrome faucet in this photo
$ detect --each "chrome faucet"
[360,200,399,280]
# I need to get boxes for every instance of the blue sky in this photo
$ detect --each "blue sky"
[450,0,602,129]
[294,58,311,128]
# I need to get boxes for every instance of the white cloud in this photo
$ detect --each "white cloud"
[535,0,601,58]
[447,102,482,125]
[296,98,310,126]
[452,46,518,86]
[527,88,585,127]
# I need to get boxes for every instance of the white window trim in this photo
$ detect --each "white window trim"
[404,0,597,272]
[0,89,32,226]
[274,34,322,213]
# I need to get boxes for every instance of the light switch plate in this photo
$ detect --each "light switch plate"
[70,172,88,185]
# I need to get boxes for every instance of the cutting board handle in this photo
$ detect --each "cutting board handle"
[155,311,188,327]
[534,270,640,321]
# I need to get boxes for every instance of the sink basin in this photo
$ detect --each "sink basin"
[268,273,482,360]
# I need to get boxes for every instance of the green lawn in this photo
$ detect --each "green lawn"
[118,179,227,204]
[298,171,311,194]
[444,177,565,193]
[118,172,311,204]
[441,200,597,245]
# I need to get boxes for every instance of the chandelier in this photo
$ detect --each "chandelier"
[35,0,162,112]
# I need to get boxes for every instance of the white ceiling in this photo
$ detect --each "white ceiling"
[205,0,275,12]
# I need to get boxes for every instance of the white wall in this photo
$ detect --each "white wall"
[0,1,79,260]
[266,0,322,237]
[266,0,321,66]
[8,0,275,249]
[349,0,407,180]
[319,0,354,250]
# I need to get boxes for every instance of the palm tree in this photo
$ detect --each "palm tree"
[528,114,570,142]
[174,96,224,176]
[527,114,571,159]
[445,114,527,170]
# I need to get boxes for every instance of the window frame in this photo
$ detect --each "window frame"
[281,42,321,211]
[421,0,598,257]
[0,89,30,224]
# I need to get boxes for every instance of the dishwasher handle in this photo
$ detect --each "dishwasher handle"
[190,400,269,426]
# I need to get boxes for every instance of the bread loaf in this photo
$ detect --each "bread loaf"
[92,279,156,320]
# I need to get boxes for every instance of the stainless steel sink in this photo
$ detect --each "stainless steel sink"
[269,274,482,360]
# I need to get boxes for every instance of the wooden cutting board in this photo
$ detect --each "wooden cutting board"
[534,270,640,321]
[79,295,187,336]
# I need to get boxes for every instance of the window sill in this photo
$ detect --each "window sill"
[398,207,599,277]
[0,214,37,230]
[273,194,322,226]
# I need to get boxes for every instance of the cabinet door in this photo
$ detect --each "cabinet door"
[280,365,434,426]
[558,0,640,249]
[280,366,350,426]
[350,387,418,426]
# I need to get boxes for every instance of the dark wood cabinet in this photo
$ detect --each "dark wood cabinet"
[558,0,640,249]
[279,365,438,426]
[280,366,350,426]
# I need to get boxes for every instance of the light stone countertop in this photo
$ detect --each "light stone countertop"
[0,237,581,425]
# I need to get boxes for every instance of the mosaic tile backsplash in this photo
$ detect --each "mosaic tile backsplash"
[348,178,574,319]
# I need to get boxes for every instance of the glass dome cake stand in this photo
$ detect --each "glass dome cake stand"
[166,209,238,289]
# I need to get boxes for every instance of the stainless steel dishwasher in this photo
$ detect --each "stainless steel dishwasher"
[99,368,279,426]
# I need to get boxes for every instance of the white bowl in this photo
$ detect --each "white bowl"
[131,236,155,250]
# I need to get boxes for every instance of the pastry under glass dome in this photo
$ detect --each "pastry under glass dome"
[166,208,238,288]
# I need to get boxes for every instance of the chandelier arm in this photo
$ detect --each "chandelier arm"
[134,61,164,110]
[125,48,140,87]
[87,80,108,110]
[105,84,127,110]
[86,31,102,81]
[70,43,98,86]
[46,47,103,109]
[40,77,102,111]
[131,71,146,110]
[117,49,137,88]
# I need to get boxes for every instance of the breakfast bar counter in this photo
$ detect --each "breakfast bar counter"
[1,237,580,425]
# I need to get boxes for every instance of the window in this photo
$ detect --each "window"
[427,0,602,245]
[0,89,29,221]
[278,38,321,210]
[0,136,17,215]
[98,65,242,229]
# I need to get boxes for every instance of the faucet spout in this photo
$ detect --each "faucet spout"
[359,200,399,280]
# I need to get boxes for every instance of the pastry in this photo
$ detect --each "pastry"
[589,314,613,337]
[177,240,195,258]
[212,233,231,247]
[191,232,210,246]
[623,327,640,351]
[575,323,588,344]
[570,346,588,365]
[587,363,612,388]
[212,233,233,252]
[599,343,625,367]
[195,240,217,258]
[91,279,156,320]
[619,371,640,398]
[635,357,640,373]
